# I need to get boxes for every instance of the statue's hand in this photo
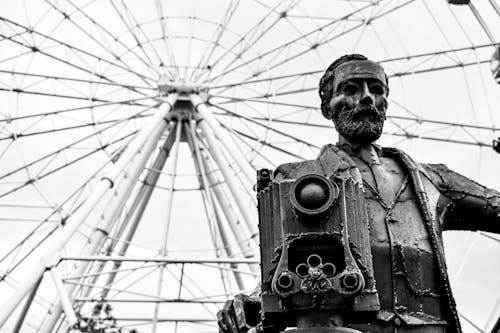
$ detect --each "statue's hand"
[217,294,261,333]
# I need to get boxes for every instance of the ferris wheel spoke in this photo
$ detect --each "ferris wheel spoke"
[226,124,277,168]
[380,43,498,75]
[0,103,156,181]
[42,0,159,86]
[0,114,150,142]
[154,0,180,79]
[232,0,416,85]
[211,103,320,151]
[387,130,492,148]
[0,87,129,103]
[191,0,242,82]
[490,0,500,18]
[209,69,320,90]
[0,158,125,278]
[205,1,381,86]
[62,0,162,84]
[0,69,154,90]
[117,0,166,68]
[420,1,462,60]
[209,42,497,92]
[227,127,306,161]
[185,122,246,291]
[206,0,291,78]
[0,130,136,199]
[458,311,485,333]
[0,226,58,284]
[212,94,316,111]
[467,3,496,43]
[0,17,156,94]
[0,95,155,124]
[217,107,499,150]
[107,0,162,74]
[216,60,494,101]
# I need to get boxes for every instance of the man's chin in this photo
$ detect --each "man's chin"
[337,122,383,144]
[347,131,382,144]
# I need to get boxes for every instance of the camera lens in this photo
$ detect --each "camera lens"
[297,182,328,209]
[290,174,338,215]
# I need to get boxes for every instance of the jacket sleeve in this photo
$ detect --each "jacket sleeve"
[421,163,500,233]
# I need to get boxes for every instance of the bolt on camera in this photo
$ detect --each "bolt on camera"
[257,169,380,332]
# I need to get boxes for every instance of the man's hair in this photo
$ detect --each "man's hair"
[318,54,388,119]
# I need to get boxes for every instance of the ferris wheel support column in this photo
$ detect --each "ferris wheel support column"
[77,123,176,300]
[40,117,177,333]
[190,94,255,187]
[152,117,183,333]
[185,121,246,289]
[98,127,178,300]
[196,114,259,239]
[48,267,78,326]
[199,149,259,275]
[84,121,176,283]
[12,276,42,333]
[218,139,258,207]
[51,120,178,332]
[0,94,178,330]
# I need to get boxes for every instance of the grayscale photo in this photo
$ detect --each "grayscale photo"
[0,1,499,333]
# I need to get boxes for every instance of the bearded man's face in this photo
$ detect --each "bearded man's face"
[327,78,388,144]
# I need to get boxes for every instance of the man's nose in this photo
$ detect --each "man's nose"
[360,81,373,105]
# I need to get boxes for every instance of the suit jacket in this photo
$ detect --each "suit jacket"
[273,143,500,332]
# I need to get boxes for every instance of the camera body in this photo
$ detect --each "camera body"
[257,169,379,331]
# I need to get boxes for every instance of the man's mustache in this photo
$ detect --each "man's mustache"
[341,104,384,121]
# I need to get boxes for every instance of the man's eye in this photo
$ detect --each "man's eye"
[343,84,357,95]
[370,85,384,95]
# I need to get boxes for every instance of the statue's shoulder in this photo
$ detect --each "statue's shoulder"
[274,144,356,181]
[273,159,321,180]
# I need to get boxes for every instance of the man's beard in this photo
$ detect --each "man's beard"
[333,105,385,144]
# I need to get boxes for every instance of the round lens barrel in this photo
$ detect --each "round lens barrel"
[290,174,338,215]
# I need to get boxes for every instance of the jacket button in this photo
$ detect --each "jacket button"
[394,317,402,326]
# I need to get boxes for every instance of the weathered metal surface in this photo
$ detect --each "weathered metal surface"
[217,54,500,333]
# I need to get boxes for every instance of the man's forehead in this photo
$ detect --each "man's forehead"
[332,60,387,91]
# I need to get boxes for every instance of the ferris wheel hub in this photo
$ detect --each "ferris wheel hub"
[158,76,209,101]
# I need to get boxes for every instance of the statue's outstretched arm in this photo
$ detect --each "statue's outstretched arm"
[422,163,500,234]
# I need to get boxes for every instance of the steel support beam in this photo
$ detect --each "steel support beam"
[73,298,225,303]
[12,276,42,333]
[153,118,183,333]
[185,120,247,289]
[60,255,259,264]
[191,94,255,186]
[195,113,258,238]
[78,122,177,300]
[39,105,177,333]
[98,126,178,300]
[0,94,177,329]
[48,267,77,327]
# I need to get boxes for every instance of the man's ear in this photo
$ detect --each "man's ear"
[323,94,343,120]
[322,107,333,120]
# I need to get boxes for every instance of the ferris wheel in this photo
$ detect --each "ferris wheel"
[0,0,499,332]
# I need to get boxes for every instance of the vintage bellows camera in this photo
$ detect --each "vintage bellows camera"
[257,169,379,331]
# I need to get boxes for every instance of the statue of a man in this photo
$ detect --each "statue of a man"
[218,54,500,333]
